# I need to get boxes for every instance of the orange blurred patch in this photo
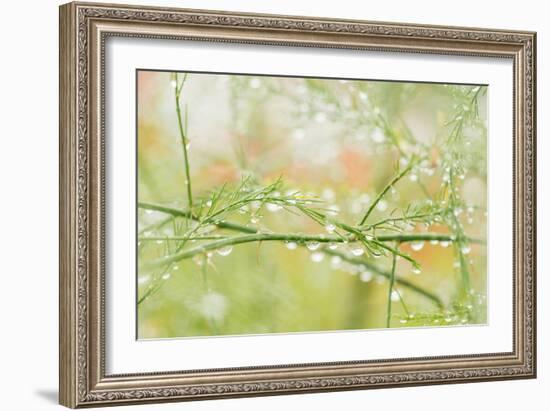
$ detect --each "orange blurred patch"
[338,148,371,188]
[400,224,454,270]
[197,162,239,187]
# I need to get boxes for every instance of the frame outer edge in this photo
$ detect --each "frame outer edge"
[59,1,536,407]
[60,2,79,409]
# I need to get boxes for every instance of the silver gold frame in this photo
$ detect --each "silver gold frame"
[59,2,536,408]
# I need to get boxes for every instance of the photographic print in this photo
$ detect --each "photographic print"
[136,71,488,339]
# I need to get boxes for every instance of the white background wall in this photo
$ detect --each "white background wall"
[0,0,545,409]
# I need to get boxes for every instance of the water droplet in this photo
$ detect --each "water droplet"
[155,240,163,245]
[330,255,342,268]
[423,167,435,176]
[285,241,298,250]
[412,267,421,275]
[454,207,463,216]
[391,290,400,301]
[350,245,364,256]
[376,200,388,212]
[216,245,233,256]
[249,78,261,89]
[162,273,171,280]
[138,275,151,285]
[239,205,249,214]
[328,242,338,250]
[371,128,385,143]
[170,79,177,88]
[429,239,439,245]
[306,241,320,251]
[266,203,282,212]
[461,245,471,255]
[310,252,324,263]
[360,271,373,282]
[411,241,425,251]
[440,240,450,248]
[325,223,336,233]
[314,112,327,123]
[326,204,340,216]
[444,317,452,323]
[250,215,261,224]
[409,174,418,182]
[391,187,400,200]
[206,200,213,207]
[145,209,154,215]
[399,319,408,324]
[321,188,335,201]
[359,193,371,204]
[172,265,179,271]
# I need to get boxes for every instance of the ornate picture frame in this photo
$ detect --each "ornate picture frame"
[59,1,536,408]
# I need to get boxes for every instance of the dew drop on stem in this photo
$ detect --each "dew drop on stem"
[360,271,373,282]
[285,241,298,250]
[266,203,282,212]
[350,244,364,256]
[410,241,425,251]
[390,290,400,302]
[216,245,233,256]
[306,241,320,251]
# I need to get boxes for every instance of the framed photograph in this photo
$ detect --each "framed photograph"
[59,2,536,408]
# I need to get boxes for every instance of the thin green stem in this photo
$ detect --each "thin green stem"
[366,211,444,230]
[448,169,472,296]
[174,73,193,210]
[359,160,416,226]
[138,201,257,234]
[386,248,398,328]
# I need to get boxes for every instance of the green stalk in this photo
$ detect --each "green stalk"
[174,73,193,210]
[386,249,398,328]
[359,160,416,226]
